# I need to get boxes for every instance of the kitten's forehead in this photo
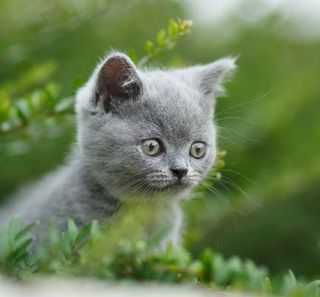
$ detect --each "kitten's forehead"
[119,70,213,143]
[141,70,200,102]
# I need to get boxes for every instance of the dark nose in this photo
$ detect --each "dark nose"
[171,168,188,179]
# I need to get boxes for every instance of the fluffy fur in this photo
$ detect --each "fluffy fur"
[0,52,236,247]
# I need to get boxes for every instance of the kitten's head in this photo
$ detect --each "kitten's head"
[76,52,236,200]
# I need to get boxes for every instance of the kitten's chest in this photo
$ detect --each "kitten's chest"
[116,199,182,240]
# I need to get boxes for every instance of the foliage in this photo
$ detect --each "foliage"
[0,80,73,133]
[137,18,192,66]
[194,149,226,196]
[0,18,191,134]
[0,219,320,297]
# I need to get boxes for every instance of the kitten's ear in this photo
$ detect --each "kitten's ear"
[95,53,142,112]
[194,57,237,96]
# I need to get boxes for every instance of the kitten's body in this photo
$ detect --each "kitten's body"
[0,52,236,247]
[0,156,182,246]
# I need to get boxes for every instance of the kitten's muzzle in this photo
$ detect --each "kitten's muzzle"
[171,168,188,179]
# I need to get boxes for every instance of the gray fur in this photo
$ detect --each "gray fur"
[0,52,236,247]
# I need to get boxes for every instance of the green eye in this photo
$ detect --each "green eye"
[190,142,206,159]
[142,139,161,156]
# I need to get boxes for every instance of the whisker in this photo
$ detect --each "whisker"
[215,90,272,117]
[220,168,259,187]
[218,126,259,143]
[201,183,245,215]
[216,116,257,126]
[217,134,245,150]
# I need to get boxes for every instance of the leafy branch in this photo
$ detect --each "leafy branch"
[0,19,192,135]
[138,18,192,66]
[0,82,73,133]
[0,219,319,297]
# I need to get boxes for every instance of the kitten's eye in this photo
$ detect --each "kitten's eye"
[142,139,161,156]
[190,142,206,159]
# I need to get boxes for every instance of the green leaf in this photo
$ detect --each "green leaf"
[306,280,320,296]
[264,276,272,294]
[156,29,167,48]
[54,96,74,113]
[200,249,214,283]
[67,219,79,241]
[147,224,171,248]
[12,238,34,263]
[15,100,29,125]
[90,220,101,240]
[7,218,21,248]
[168,19,179,40]
[144,40,155,55]
[75,222,94,243]
[15,221,38,242]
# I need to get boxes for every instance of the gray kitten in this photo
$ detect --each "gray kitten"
[0,52,236,248]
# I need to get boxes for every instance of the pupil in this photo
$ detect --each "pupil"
[196,147,201,154]
[149,143,155,151]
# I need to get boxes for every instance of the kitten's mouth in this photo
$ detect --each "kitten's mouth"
[146,179,191,193]
[120,177,195,200]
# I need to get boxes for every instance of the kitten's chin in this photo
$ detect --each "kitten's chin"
[122,182,193,200]
[148,185,186,195]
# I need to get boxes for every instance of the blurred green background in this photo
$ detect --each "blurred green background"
[1,0,320,279]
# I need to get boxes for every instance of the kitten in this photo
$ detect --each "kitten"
[0,52,236,248]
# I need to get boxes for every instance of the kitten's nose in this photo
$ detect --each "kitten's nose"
[171,168,188,179]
